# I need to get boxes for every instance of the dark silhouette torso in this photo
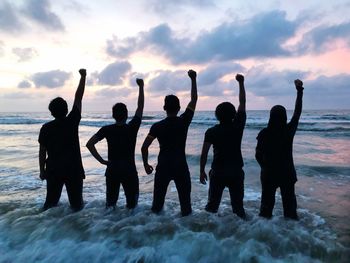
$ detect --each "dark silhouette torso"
[205,111,246,172]
[95,116,141,175]
[150,108,193,172]
[38,106,84,178]
[257,117,299,184]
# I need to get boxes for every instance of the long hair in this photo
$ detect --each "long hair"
[268,105,287,130]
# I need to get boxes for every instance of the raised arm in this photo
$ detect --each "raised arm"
[39,144,47,180]
[135,78,144,118]
[86,135,109,165]
[141,136,155,174]
[235,74,246,112]
[73,69,87,113]
[291,79,304,123]
[186,69,197,111]
[200,142,211,184]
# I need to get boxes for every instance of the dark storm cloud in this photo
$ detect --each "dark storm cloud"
[12,47,38,62]
[30,70,71,88]
[106,10,298,64]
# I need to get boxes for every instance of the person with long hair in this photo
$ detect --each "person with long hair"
[256,79,304,220]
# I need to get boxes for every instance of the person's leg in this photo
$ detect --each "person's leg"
[259,176,277,219]
[174,171,192,216]
[205,171,225,213]
[228,170,246,219]
[122,174,139,209]
[43,176,64,210]
[152,171,170,214]
[105,176,120,208]
[65,175,84,212]
[280,183,298,220]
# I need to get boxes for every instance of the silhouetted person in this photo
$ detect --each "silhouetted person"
[86,79,144,209]
[38,69,86,211]
[256,79,304,220]
[141,70,197,216]
[200,74,247,219]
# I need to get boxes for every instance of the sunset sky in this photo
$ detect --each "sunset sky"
[1,0,349,112]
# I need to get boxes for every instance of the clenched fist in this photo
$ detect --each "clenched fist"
[188,69,197,79]
[79,69,87,77]
[144,164,154,175]
[294,79,304,92]
[136,78,144,87]
[235,74,244,83]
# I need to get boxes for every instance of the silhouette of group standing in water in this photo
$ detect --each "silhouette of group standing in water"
[38,68,304,220]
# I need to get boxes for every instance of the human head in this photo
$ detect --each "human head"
[112,103,128,122]
[49,97,68,119]
[163,95,180,115]
[215,102,236,123]
[268,105,287,129]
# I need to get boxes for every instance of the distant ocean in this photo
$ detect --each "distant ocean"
[0,110,349,262]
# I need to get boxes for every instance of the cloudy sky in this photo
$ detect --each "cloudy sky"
[1,0,349,112]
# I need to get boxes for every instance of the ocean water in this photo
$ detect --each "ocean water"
[0,110,349,262]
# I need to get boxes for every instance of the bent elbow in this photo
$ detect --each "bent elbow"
[86,141,92,149]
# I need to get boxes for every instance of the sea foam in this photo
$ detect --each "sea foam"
[0,193,348,263]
